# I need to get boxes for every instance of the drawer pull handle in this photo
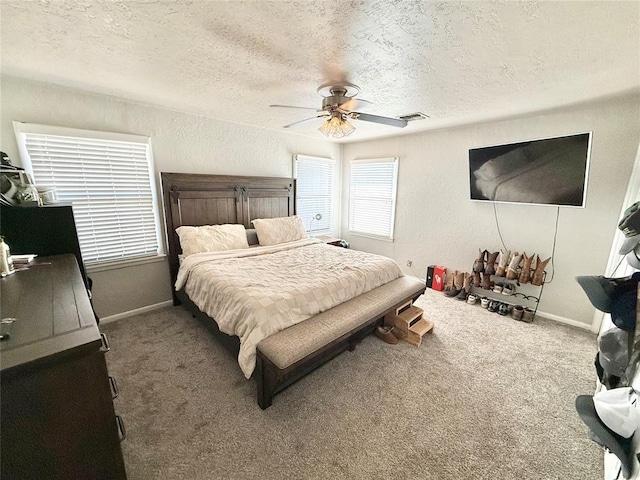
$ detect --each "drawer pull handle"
[116,415,126,442]
[108,375,119,399]
[100,332,110,352]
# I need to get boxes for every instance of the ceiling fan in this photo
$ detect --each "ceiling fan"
[270,81,408,138]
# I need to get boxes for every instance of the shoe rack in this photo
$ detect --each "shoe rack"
[384,300,434,347]
[470,272,546,316]
[466,250,549,319]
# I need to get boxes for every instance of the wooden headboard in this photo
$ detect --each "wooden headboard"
[160,173,295,298]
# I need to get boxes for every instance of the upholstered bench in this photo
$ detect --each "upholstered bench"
[255,275,426,409]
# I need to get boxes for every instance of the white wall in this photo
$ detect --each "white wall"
[0,75,340,318]
[341,93,640,327]
[4,74,638,327]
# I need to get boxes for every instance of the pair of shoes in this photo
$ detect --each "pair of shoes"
[375,325,401,344]
[446,272,471,300]
[473,249,499,275]
[498,303,511,316]
[487,301,511,315]
[455,273,472,300]
[444,271,464,297]
[502,284,516,295]
[511,306,535,322]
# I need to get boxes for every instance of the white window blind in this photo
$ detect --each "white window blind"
[348,158,399,240]
[294,155,335,234]
[15,123,161,264]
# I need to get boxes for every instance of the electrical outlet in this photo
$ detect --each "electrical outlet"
[406,260,413,267]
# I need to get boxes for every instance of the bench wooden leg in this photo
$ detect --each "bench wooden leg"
[256,355,277,410]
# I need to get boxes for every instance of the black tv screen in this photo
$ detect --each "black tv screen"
[469,132,592,207]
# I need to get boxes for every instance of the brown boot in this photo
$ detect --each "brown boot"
[505,252,522,280]
[531,256,551,286]
[495,249,510,277]
[455,271,464,289]
[443,272,454,291]
[455,273,471,300]
[518,253,535,284]
[485,251,499,275]
[481,272,493,290]
[472,271,481,287]
[473,249,487,272]
[445,270,464,297]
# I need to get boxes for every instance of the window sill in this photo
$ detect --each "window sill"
[347,231,394,243]
[86,254,167,273]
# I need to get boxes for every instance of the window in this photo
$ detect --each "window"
[14,122,162,265]
[294,154,336,234]
[348,157,399,240]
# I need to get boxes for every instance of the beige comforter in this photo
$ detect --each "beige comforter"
[176,238,403,378]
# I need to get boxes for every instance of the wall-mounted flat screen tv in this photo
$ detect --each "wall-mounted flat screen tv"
[469,132,592,207]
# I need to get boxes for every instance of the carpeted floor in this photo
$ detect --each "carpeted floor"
[102,288,602,479]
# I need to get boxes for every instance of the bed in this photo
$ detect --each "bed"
[161,172,425,408]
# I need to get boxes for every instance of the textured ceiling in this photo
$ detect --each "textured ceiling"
[2,0,639,142]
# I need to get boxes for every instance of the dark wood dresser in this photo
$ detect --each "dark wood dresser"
[0,255,126,479]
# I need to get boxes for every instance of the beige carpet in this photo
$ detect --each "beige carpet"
[102,288,602,479]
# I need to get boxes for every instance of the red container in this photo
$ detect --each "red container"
[431,265,446,291]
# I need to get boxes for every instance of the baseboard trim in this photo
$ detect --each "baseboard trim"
[535,309,592,330]
[99,300,174,324]
[98,300,593,331]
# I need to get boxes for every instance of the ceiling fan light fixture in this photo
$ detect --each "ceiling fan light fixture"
[318,114,355,138]
[274,81,406,134]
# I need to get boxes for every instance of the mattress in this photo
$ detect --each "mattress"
[176,238,403,377]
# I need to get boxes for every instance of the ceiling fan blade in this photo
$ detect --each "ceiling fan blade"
[350,112,408,128]
[270,104,319,111]
[283,115,328,129]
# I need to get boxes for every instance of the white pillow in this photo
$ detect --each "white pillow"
[252,216,307,246]
[176,224,249,257]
